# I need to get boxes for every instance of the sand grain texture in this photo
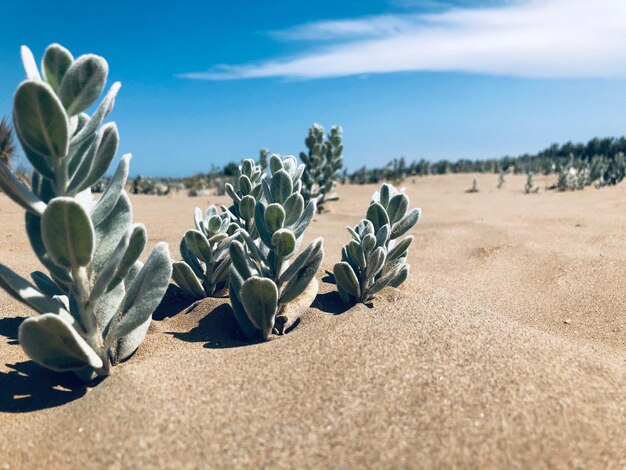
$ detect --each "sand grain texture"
[0,174,624,468]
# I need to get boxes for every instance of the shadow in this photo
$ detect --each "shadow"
[0,316,25,345]
[0,361,88,413]
[169,303,253,349]
[152,284,198,321]
[311,291,353,315]
[322,270,336,285]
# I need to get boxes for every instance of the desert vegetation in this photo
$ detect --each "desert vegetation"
[334,183,419,304]
[0,39,624,469]
[0,44,171,378]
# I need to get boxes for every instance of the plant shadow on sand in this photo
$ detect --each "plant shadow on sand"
[0,316,24,345]
[154,284,255,348]
[311,271,370,314]
[0,361,90,413]
[168,302,257,349]
[0,314,97,413]
[153,284,199,321]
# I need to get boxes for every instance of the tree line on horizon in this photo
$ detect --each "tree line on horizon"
[346,136,626,187]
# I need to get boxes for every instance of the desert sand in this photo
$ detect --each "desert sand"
[0,173,624,468]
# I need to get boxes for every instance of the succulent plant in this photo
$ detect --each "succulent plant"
[229,154,323,340]
[525,172,539,194]
[299,123,343,212]
[497,171,505,189]
[224,158,265,235]
[258,148,269,172]
[466,178,479,193]
[333,183,420,304]
[172,205,240,299]
[0,44,171,378]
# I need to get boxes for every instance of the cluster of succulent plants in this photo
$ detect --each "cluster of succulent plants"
[333,183,419,304]
[131,175,174,196]
[0,44,425,386]
[228,155,323,340]
[299,124,343,212]
[0,44,171,378]
[172,206,239,299]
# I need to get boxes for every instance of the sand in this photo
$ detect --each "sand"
[0,173,624,468]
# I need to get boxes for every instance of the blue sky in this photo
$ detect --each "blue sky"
[1,0,626,177]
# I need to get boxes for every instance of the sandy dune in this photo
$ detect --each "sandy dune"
[0,173,624,468]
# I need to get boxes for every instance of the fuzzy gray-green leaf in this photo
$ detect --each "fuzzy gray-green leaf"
[70,82,120,148]
[42,197,94,268]
[387,236,413,262]
[172,261,205,299]
[270,169,293,204]
[19,314,102,372]
[0,263,70,318]
[265,203,285,234]
[108,243,171,340]
[271,229,296,258]
[71,122,119,193]
[283,193,304,226]
[229,269,258,340]
[254,201,273,247]
[107,224,147,292]
[366,247,386,279]
[184,229,213,264]
[229,240,252,279]
[91,154,130,227]
[0,161,46,215]
[293,200,315,239]
[387,194,409,225]
[278,238,323,284]
[240,276,278,339]
[239,195,255,220]
[42,43,74,92]
[59,54,108,116]
[391,208,420,239]
[280,241,323,304]
[13,80,69,163]
[366,202,390,233]
[333,262,360,301]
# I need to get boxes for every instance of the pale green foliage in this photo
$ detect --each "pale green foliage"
[497,171,505,189]
[0,44,171,378]
[172,205,239,299]
[228,154,323,340]
[224,158,265,235]
[525,172,539,194]
[334,183,420,304]
[300,123,343,212]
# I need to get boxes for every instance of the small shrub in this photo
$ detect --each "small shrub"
[172,206,239,299]
[524,172,539,194]
[466,179,479,193]
[300,123,343,212]
[0,44,171,378]
[334,183,420,304]
[229,155,323,340]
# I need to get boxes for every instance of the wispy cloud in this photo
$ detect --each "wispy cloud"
[180,0,626,80]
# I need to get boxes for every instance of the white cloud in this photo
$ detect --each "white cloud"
[180,0,626,80]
